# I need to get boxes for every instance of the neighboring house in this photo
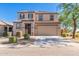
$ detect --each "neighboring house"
[13,11,60,37]
[0,20,13,36]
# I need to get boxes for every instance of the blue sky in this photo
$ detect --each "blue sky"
[0,3,59,23]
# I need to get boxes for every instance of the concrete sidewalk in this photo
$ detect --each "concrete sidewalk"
[0,46,79,56]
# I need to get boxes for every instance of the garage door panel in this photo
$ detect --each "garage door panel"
[37,26,57,36]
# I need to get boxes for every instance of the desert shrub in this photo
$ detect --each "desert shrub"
[75,33,79,38]
[23,33,30,40]
[9,36,17,43]
[61,33,66,37]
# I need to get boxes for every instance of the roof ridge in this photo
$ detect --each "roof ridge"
[0,20,13,25]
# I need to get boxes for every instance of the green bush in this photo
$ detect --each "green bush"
[3,31,8,37]
[61,33,66,37]
[23,33,30,40]
[9,36,17,43]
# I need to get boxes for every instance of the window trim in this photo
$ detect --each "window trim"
[50,14,54,21]
[19,13,25,19]
[28,13,33,19]
[38,14,43,21]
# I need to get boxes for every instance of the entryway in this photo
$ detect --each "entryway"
[25,24,31,35]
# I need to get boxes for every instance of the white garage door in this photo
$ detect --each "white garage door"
[37,26,57,36]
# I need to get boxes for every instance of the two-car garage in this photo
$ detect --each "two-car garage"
[35,22,60,36]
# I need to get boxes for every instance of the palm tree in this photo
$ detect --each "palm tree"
[59,3,79,39]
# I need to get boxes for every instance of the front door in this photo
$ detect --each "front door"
[25,24,31,35]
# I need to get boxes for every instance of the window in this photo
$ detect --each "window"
[28,13,33,19]
[4,27,7,32]
[16,23,21,29]
[38,14,43,21]
[50,15,54,20]
[19,13,25,19]
[9,27,12,32]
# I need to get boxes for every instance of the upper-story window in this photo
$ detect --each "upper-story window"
[19,13,25,19]
[38,14,43,21]
[28,13,33,19]
[50,15,54,21]
[16,23,21,29]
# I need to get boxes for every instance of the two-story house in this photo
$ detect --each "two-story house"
[13,11,60,37]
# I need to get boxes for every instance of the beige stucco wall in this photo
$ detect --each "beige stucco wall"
[13,23,16,36]
[13,21,35,37]
[17,12,36,21]
[35,13,58,22]
[13,22,23,37]
[13,12,60,36]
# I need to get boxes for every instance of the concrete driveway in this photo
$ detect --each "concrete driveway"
[0,36,78,56]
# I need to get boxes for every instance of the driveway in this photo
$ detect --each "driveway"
[0,36,79,56]
[0,36,78,47]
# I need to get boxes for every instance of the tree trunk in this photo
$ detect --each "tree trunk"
[72,19,76,39]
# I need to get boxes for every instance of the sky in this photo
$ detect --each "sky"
[0,3,59,23]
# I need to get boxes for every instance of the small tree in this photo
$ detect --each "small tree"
[59,3,79,39]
